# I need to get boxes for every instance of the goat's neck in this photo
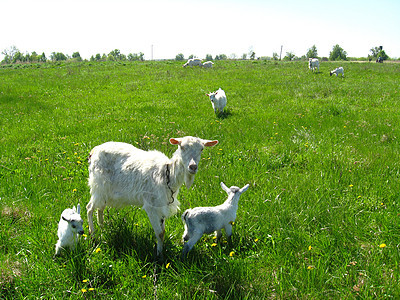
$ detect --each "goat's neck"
[167,151,185,190]
[224,194,240,209]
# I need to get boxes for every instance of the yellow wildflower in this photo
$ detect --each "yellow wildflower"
[81,289,87,293]
[379,243,386,248]
[82,279,88,283]
[229,251,235,257]
[166,263,170,269]
[89,288,95,291]
[308,245,312,251]
[211,243,217,247]
[142,275,147,278]
[95,248,101,253]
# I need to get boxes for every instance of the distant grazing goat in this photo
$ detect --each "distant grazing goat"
[55,204,84,256]
[202,61,214,68]
[206,88,227,114]
[330,67,344,77]
[308,58,320,72]
[86,136,218,256]
[181,182,249,258]
[183,58,202,67]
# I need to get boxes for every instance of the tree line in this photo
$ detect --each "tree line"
[1,44,391,65]
[1,47,144,65]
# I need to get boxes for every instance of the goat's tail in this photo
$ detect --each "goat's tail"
[181,209,190,223]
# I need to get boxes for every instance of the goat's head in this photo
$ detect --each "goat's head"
[170,136,218,188]
[62,204,84,235]
[206,92,217,102]
[221,182,250,196]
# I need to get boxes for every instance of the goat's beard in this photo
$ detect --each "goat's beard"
[184,173,195,189]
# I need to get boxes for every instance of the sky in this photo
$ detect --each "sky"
[1,0,399,61]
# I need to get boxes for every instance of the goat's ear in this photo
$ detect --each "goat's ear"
[220,182,230,193]
[62,216,70,223]
[169,138,181,145]
[240,184,250,193]
[203,140,218,147]
[76,204,81,214]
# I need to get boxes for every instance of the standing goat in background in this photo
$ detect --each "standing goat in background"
[308,58,320,72]
[86,136,218,257]
[206,88,227,115]
[181,182,250,258]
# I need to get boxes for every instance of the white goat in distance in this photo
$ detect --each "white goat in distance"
[86,136,218,257]
[181,182,249,258]
[206,88,227,115]
[55,204,84,256]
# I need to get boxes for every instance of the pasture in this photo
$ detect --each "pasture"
[1,60,399,299]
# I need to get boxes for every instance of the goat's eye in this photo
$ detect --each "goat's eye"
[180,146,185,151]
[72,225,76,228]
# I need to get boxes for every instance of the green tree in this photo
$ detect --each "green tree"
[329,44,347,61]
[272,52,279,61]
[2,46,19,64]
[72,52,82,61]
[284,52,295,61]
[370,46,389,60]
[51,52,67,61]
[206,54,213,61]
[306,45,318,58]
[175,53,184,61]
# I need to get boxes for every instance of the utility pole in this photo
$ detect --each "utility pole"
[151,45,154,60]
[279,45,283,61]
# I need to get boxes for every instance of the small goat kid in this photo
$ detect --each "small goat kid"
[206,88,227,114]
[86,136,218,256]
[55,204,84,256]
[181,182,249,258]
[330,67,344,77]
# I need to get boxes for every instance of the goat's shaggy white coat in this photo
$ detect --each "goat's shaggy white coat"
[206,88,227,114]
[330,67,344,77]
[55,204,84,256]
[202,61,214,68]
[86,136,218,256]
[181,182,249,258]
[308,58,320,72]
[183,58,202,67]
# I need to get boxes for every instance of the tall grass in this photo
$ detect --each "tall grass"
[1,60,399,298]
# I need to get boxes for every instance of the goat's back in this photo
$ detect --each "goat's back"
[88,142,171,208]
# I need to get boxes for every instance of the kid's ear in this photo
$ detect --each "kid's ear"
[204,140,218,147]
[169,138,181,145]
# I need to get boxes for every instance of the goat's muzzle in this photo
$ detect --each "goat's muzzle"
[188,164,198,174]
[78,230,84,235]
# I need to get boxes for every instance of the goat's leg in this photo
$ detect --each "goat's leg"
[145,209,165,257]
[224,224,233,244]
[182,231,203,259]
[86,200,95,235]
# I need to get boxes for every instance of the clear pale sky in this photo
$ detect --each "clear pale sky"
[1,0,399,60]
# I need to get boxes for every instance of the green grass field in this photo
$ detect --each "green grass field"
[1,60,399,299]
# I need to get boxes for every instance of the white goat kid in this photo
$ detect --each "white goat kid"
[86,136,218,256]
[181,182,249,258]
[330,67,344,77]
[308,58,320,72]
[183,58,202,67]
[206,88,227,115]
[55,204,84,256]
[201,61,214,68]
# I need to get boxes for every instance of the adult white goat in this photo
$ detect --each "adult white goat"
[330,67,344,77]
[201,61,214,68]
[206,88,227,115]
[183,58,202,67]
[86,136,218,256]
[55,204,84,256]
[308,58,320,72]
[181,182,249,258]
